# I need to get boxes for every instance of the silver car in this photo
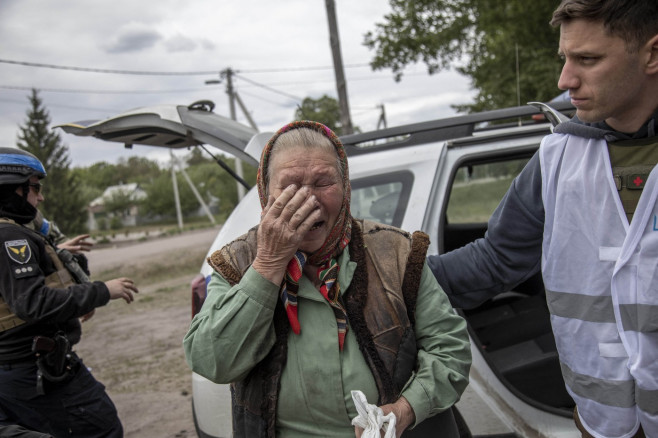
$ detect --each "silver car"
[60,99,578,438]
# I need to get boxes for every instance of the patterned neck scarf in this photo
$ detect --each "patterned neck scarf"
[257,121,352,350]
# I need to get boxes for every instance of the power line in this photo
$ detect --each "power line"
[0,59,213,75]
[0,68,433,99]
[0,97,121,114]
[237,89,295,107]
[241,64,370,73]
[0,58,370,76]
[237,70,430,90]
[0,84,215,95]
[234,74,303,102]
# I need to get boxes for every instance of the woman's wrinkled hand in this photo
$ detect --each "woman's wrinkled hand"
[252,184,320,285]
[378,397,415,438]
[354,397,414,438]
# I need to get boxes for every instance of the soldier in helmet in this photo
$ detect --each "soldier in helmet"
[0,147,139,437]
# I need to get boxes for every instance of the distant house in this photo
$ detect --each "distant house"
[87,183,147,231]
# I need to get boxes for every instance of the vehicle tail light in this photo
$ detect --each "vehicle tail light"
[190,273,208,318]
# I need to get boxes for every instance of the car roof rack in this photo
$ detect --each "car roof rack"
[340,101,574,156]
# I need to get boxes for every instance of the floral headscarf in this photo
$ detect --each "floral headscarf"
[256,121,353,349]
[256,120,352,266]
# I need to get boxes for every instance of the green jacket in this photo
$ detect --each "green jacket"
[184,220,471,437]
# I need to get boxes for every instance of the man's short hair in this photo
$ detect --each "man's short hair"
[550,0,658,51]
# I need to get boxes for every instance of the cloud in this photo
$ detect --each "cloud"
[164,34,198,53]
[0,0,475,168]
[105,26,163,53]
[200,38,216,51]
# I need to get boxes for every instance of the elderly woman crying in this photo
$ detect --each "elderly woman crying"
[183,121,471,438]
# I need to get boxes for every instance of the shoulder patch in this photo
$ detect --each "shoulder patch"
[4,239,32,264]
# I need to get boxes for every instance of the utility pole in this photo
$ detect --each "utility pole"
[205,69,259,200]
[377,104,387,130]
[171,154,216,225]
[170,151,183,229]
[221,68,247,201]
[325,0,354,134]
[515,43,521,109]
[169,152,219,229]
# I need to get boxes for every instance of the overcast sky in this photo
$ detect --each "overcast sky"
[0,0,473,168]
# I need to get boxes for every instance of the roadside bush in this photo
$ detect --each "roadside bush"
[110,216,122,230]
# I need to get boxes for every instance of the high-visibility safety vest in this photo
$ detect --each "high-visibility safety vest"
[540,133,658,438]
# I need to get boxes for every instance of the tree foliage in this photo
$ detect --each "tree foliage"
[67,143,259,226]
[103,190,139,217]
[186,147,213,166]
[188,155,257,220]
[295,95,357,135]
[16,89,87,234]
[140,150,257,221]
[364,0,563,112]
[73,156,161,191]
[141,171,196,217]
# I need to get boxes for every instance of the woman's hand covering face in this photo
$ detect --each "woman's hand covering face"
[252,184,320,285]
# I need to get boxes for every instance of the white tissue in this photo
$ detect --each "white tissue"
[350,390,396,438]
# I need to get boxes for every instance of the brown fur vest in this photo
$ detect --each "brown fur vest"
[207,218,430,438]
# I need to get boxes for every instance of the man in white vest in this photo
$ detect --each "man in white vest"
[427,1,658,437]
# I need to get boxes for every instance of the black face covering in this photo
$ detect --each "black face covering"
[0,185,38,225]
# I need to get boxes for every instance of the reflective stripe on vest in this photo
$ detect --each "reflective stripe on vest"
[546,290,615,323]
[540,134,658,436]
[560,362,635,408]
[619,304,658,333]
[548,291,658,333]
[562,363,658,416]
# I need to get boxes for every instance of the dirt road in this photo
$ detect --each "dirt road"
[75,227,221,438]
[85,228,219,270]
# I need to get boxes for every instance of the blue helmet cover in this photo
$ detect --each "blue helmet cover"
[0,148,47,184]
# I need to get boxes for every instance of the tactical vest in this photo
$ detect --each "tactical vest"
[207,218,429,438]
[0,218,76,332]
[608,137,658,223]
[540,134,658,437]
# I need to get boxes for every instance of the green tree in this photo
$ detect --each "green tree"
[114,156,162,185]
[17,89,87,234]
[139,149,257,222]
[364,0,563,112]
[186,158,257,221]
[141,171,194,218]
[73,161,118,191]
[295,95,347,135]
[71,162,115,206]
[186,147,213,166]
[103,190,138,219]
[73,157,163,192]
[72,157,165,213]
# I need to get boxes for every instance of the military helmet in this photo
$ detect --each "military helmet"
[0,147,46,185]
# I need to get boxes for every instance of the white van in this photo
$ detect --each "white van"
[60,100,579,438]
